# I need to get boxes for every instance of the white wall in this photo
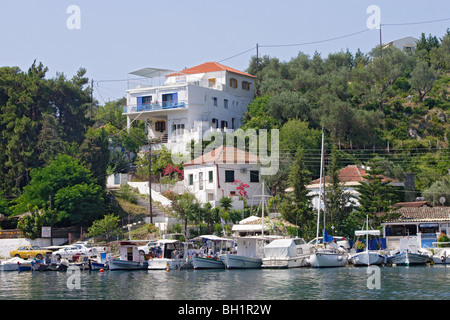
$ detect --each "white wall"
[184,163,263,207]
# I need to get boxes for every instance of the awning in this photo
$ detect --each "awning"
[129,67,175,79]
[355,230,381,236]
[419,223,439,228]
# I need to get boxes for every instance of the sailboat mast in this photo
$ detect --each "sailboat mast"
[315,128,325,247]
[262,181,265,237]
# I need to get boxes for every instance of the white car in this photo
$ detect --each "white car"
[308,236,351,250]
[138,241,159,255]
[52,244,97,261]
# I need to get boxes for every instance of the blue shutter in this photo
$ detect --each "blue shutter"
[137,97,143,111]
[172,93,178,107]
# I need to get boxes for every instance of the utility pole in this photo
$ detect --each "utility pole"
[256,43,260,96]
[148,137,154,224]
[90,79,94,120]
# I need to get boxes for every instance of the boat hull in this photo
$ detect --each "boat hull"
[350,251,386,266]
[388,251,429,266]
[220,254,262,269]
[262,255,310,268]
[108,259,148,271]
[147,258,191,270]
[309,251,348,268]
[191,256,225,269]
[432,249,450,264]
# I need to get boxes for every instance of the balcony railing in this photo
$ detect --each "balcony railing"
[123,101,187,113]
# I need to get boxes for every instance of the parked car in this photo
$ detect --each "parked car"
[138,241,159,255]
[308,236,351,250]
[9,245,53,260]
[52,244,97,261]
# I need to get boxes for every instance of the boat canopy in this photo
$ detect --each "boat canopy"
[355,230,381,236]
[192,235,232,242]
[263,239,306,258]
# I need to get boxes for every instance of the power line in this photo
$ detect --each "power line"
[382,17,450,27]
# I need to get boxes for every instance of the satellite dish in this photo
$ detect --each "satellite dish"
[439,197,446,205]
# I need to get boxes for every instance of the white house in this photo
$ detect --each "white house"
[123,62,256,154]
[304,165,405,211]
[183,145,267,209]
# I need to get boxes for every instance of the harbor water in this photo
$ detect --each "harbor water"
[0,264,449,300]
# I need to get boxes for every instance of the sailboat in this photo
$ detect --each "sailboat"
[349,215,386,266]
[308,129,348,268]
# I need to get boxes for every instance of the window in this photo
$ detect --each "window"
[221,121,228,129]
[229,78,238,88]
[225,170,235,183]
[208,78,216,88]
[155,121,166,132]
[162,93,178,108]
[208,171,214,183]
[199,172,203,190]
[212,118,218,129]
[137,96,152,111]
[224,99,228,109]
[172,124,185,135]
[212,97,217,107]
[189,174,193,186]
[250,170,259,183]
[242,81,251,91]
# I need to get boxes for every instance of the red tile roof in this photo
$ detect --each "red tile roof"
[384,206,450,223]
[310,165,397,184]
[183,145,259,166]
[166,62,256,78]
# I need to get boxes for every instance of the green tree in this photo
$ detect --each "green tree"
[87,213,121,242]
[12,155,105,227]
[280,147,314,238]
[409,60,437,102]
[422,176,450,206]
[324,145,354,235]
[354,164,400,226]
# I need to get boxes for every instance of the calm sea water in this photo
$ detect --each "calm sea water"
[1,264,449,301]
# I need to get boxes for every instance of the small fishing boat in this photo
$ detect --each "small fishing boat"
[107,241,148,271]
[0,257,30,271]
[220,236,268,269]
[147,239,191,270]
[190,235,233,269]
[387,249,429,266]
[432,248,450,264]
[349,216,386,266]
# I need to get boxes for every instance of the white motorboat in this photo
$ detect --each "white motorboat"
[432,248,450,264]
[106,241,148,271]
[0,257,32,271]
[147,239,192,270]
[262,238,314,268]
[191,235,233,269]
[349,216,386,266]
[309,129,348,268]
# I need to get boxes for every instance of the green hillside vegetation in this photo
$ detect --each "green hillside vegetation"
[0,30,449,240]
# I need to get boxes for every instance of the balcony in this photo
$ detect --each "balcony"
[123,100,187,114]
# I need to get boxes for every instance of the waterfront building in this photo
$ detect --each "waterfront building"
[380,201,450,250]
[183,145,265,209]
[123,62,256,154]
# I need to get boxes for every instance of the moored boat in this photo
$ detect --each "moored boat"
[262,238,314,268]
[220,236,267,269]
[190,235,233,269]
[107,241,148,271]
[387,249,429,266]
[147,239,191,270]
[349,216,387,266]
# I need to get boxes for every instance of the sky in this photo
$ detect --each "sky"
[0,0,449,104]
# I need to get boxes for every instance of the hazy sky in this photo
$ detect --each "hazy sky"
[1,0,449,103]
